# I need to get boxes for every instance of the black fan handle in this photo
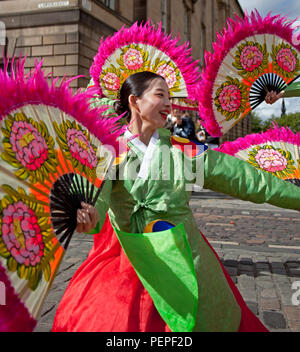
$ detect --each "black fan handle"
[50,157,115,251]
[250,73,300,111]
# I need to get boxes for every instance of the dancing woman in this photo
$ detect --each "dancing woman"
[52,23,300,333]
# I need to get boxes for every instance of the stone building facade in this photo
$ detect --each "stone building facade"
[0,0,249,142]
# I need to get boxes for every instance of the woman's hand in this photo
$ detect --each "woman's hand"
[265,90,284,104]
[76,202,99,233]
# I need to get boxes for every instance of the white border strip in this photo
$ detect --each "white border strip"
[268,245,300,250]
[209,240,239,246]
[209,241,300,250]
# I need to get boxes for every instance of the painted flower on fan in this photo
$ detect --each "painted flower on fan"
[153,59,181,94]
[272,43,300,78]
[118,45,150,73]
[123,48,143,70]
[53,119,99,179]
[233,42,268,78]
[10,120,48,171]
[123,48,144,71]
[276,48,296,73]
[240,46,263,71]
[66,128,98,170]
[2,201,44,266]
[247,145,296,179]
[102,72,120,92]
[218,85,241,112]
[100,64,124,99]
[0,186,54,290]
[157,64,177,87]
[255,148,287,172]
[215,77,248,120]
[1,112,58,183]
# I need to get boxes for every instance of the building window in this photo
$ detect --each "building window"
[95,0,118,11]
[102,0,116,11]
[200,22,206,67]
[183,3,192,43]
[161,0,170,32]
[217,0,227,32]
[134,0,147,23]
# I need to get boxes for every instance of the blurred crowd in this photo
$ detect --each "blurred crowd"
[165,108,219,149]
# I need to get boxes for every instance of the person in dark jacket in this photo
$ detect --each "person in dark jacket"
[173,110,197,141]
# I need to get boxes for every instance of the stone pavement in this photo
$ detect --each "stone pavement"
[35,190,300,332]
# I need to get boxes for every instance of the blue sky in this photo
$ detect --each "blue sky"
[238,0,300,120]
[238,0,299,20]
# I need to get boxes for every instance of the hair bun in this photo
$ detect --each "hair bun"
[113,100,127,115]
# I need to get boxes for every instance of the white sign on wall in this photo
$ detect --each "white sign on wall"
[38,1,70,9]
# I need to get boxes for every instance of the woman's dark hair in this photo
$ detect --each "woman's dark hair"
[114,71,165,122]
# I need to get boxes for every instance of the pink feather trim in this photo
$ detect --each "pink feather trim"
[215,124,300,156]
[197,10,300,137]
[90,21,201,99]
[0,57,126,155]
[0,263,37,332]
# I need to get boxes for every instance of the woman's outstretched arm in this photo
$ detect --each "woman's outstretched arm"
[203,149,300,211]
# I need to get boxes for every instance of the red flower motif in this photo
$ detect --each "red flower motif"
[255,148,288,173]
[10,120,48,171]
[102,72,120,91]
[123,48,144,70]
[240,46,264,72]
[276,48,296,72]
[156,64,177,89]
[66,128,98,169]
[2,201,44,267]
[218,85,242,112]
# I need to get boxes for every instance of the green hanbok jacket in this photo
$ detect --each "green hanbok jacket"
[89,126,300,332]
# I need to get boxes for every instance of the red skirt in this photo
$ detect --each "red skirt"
[52,214,268,332]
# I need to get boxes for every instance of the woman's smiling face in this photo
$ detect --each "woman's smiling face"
[134,77,171,129]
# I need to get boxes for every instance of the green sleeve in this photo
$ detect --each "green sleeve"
[87,178,112,235]
[203,149,300,211]
[284,81,300,98]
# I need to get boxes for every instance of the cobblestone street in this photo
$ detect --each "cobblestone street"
[35,190,300,332]
[190,190,300,248]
